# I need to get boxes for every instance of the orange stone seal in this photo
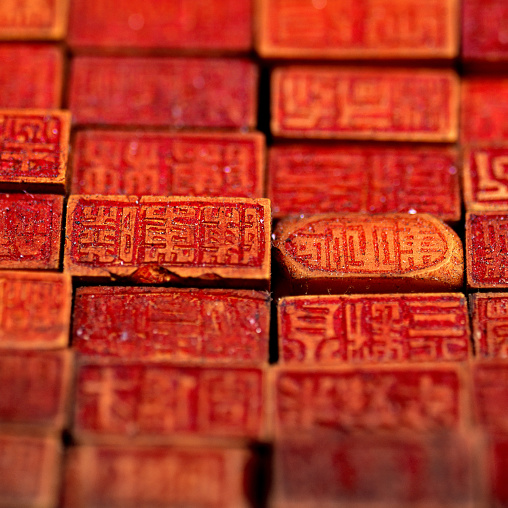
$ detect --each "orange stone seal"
[273,213,463,293]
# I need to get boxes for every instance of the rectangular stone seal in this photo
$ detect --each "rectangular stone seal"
[0,350,72,433]
[68,0,252,52]
[64,195,271,287]
[69,56,258,128]
[461,79,508,144]
[271,67,459,141]
[471,293,508,360]
[466,212,508,288]
[0,434,61,508]
[463,145,508,212]
[0,193,63,270]
[73,361,266,444]
[0,271,71,350]
[257,0,458,60]
[269,144,460,221]
[73,287,269,364]
[0,44,63,109]
[271,433,479,508]
[71,130,265,197]
[485,435,508,508]
[463,0,508,64]
[62,445,254,508]
[0,0,68,40]
[278,293,470,365]
[473,362,508,433]
[269,364,467,438]
[273,213,463,294]
[0,109,70,192]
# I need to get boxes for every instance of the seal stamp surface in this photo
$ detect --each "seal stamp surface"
[73,287,269,364]
[271,433,476,508]
[71,130,264,197]
[463,145,508,211]
[462,0,508,63]
[0,434,61,508]
[63,445,254,508]
[0,193,63,270]
[65,196,270,286]
[69,57,258,128]
[471,293,508,360]
[466,212,508,288]
[273,213,463,293]
[0,109,70,191]
[257,0,458,59]
[473,362,508,433]
[271,67,459,141]
[0,350,72,432]
[270,365,466,437]
[461,79,508,143]
[0,44,63,108]
[0,271,71,349]
[73,362,265,443]
[278,294,470,365]
[0,0,68,40]
[269,145,460,221]
[68,0,252,52]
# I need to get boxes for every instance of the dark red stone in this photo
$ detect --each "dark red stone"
[0,44,63,108]
[69,56,257,128]
[71,130,264,197]
[269,144,460,221]
[73,361,266,442]
[68,0,252,52]
[278,293,470,365]
[73,287,269,364]
[0,350,72,432]
[0,193,63,270]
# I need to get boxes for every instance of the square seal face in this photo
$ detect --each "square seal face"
[0,109,70,192]
[0,193,63,270]
[462,0,508,63]
[0,44,63,109]
[0,434,61,508]
[0,271,71,350]
[466,212,508,288]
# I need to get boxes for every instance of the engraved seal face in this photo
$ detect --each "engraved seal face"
[283,215,448,275]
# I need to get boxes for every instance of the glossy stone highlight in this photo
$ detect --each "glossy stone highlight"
[273,213,463,294]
